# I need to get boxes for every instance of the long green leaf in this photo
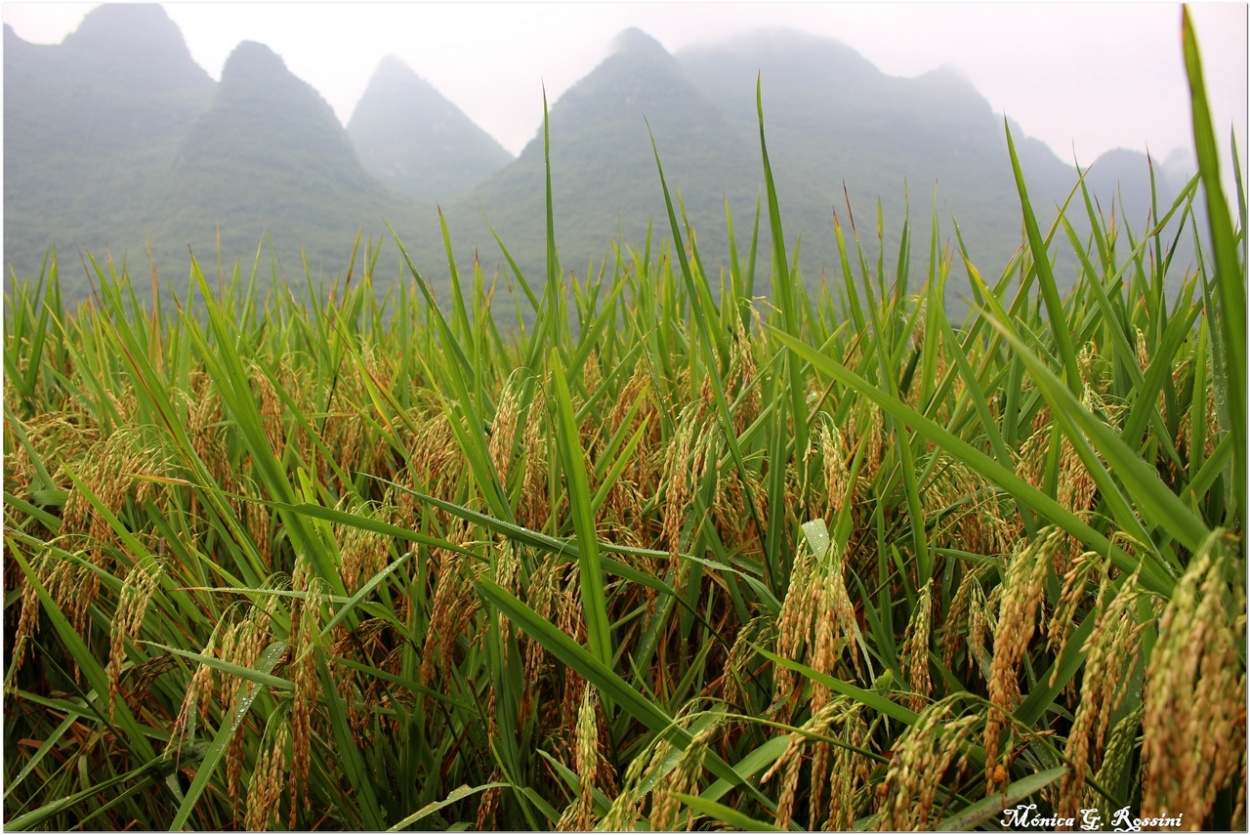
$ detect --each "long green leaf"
[549,349,614,670]
[475,577,776,810]
[388,782,512,831]
[769,327,1176,597]
[982,314,1210,556]
[1182,6,1246,519]
[935,766,1068,831]
[673,791,784,832]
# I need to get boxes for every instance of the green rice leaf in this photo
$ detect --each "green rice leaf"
[673,791,784,832]
[388,782,513,831]
[935,766,1068,831]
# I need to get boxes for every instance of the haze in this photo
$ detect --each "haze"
[4,2,1247,169]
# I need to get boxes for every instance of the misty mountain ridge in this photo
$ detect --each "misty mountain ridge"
[5,5,216,282]
[155,39,433,277]
[4,5,1197,303]
[438,23,762,279]
[348,55,513,203]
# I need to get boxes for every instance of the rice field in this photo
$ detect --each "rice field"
[3,11,1244,831]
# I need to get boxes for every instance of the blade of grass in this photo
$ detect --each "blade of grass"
[935,766,1068,831]
[1182,5,1245,518]
[476,576,776,811]
[673,791,784,832]
[769,327,1177,596]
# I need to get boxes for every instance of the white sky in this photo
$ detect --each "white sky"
[3,2,1247,167]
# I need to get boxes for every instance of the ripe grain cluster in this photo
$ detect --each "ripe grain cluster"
[3,11,1244,831]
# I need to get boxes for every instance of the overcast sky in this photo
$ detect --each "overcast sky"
[4,2,1247,167]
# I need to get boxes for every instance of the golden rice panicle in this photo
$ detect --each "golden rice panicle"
[1020,462,1097,579]
[826,705,872,832]
[519,560,561,722]
[218,620,248,817]
[878,698,979,831]
[820,536,863,678]
[169,628,221,755]
[606,360,649,435]
[950,461,1022,556]
[241,480,274,569]
[555,566,591,737]
[493,539,523,648]
[772,742,805,831]
[856,401,886,492]
[602,732,666,832]
[10,546,49,680]
[288,559,322,826]
[182,370,233,491]
[106,560,162,722]
[475,770,505,831]
[1091,703,1145,823]
[772,532,818,719]
[224,593,282,814]
[918,455,959,544]
[816,417,851,517]
[402,411,460,507]
[244,720,290,832]
[477,543,524,758]
[774,697,865,831]
[1141,537,1247,827]
[516,383,552,531]
[487,372,524,484]
[1135,327,1150,373]
[557,685,602,832]
[712,451,766,552]
[601,365,659,541]
[1046,549,1105,684]
[651,712,719,831]
[758,699,844,829]
[967,579,998,682]
[721,615,772,711]
[576,686,605,825]
[332,616,391,742]
[773,531,861,721]
[250,360,286,458]
[942,562,992,674]
[660,403,706,553]
[760,720,810,830]
[1018,421,1097,574]
[58,428,168,641]
[902,579,934,713]
[728,318,761,434]
[7,412,94,538]
[985,526,1061,789]
[1056,568,1145,820]
[336,501,392,594]
[419,524,480,700]
[1174,378,1219,467]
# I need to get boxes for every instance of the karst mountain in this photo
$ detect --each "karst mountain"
[3,5,1193,303]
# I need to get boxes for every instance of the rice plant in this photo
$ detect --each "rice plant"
[3,8,1243,831]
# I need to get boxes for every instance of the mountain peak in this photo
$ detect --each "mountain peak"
[610,27,670,61]
[3,22,38,56]
[348,54,512,201]
[373,54,413,77]
[55,3,211,93]
[212,39,344,133]
[221,40,288,81]
[64,3,180,45]
[183,37,357,174]
[924,63,971,84]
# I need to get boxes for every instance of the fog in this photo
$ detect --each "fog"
[5,2,1247,168]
